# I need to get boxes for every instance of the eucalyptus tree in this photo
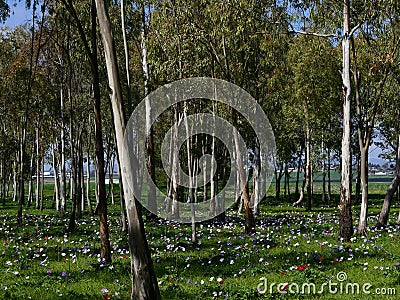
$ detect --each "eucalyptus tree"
[95,0,161,298]
[376,78,400,226]
[288,35,341,210]
[288,0,394,240]
[57,0,111,261]
[351,37,394,234]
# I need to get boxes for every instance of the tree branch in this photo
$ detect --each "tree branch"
[289,29,338,38]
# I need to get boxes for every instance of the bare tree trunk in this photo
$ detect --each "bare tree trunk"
[88,0,112,263]
[322,139,326,202]
[295,154,302,197]
[76,133,83,219]
[293,167,306,206]
[12,158,17,203]
[275,164,283,201]
[327,147,331,201]
[59,86,67,214]
[183,102,196,241]
[95,1,161,298]
[120,0,132,115]
[68,82,77,232]
[52,141,60,210]
[357,146,369,235]
[86,145,93,216]
[172,103,180,219]
[377,134,400,227]
[252,139,261,215]
[304,99,312,211]
[40,146,44,211]
[140,3,157,218]
[339,0,353,241]
[27,148,34,207]
[35,126,40,209]
[355,153,361,204]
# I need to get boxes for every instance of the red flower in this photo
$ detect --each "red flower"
[103,294,111,300]
[169,277,173,283]
[281,271,285,275]
[297,264,307,271]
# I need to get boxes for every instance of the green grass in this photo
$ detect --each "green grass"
[0,182,399,299]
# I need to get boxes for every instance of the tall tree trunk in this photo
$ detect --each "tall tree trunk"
[355,153,361,204]
[295,154,302,197]
[172,103,181,219]
[252,139,261,215]
[76,133,83,219]
[339,0,353,241]
[322,139,326,202]
[95,1,161,298]
[35,125,40,209]
[305,99,312,211]
[27,148,34,207]
[86,133,94,216]
[140,3,157,218]
[53,141,60,211]
[327,147,331,201]
[89,0,111,263]
[377,134,400,227]
[275,164,283,201]
[12,158,17,203]
[357,146,369,235]
[59,86,67,214]
[68,83,77,232]
[40,146,44,211]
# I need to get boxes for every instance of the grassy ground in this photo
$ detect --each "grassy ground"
[0,182,399,299]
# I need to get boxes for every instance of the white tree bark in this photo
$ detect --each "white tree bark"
[339,0,353,241]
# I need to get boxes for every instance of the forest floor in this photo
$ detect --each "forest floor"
[0,183,399,299]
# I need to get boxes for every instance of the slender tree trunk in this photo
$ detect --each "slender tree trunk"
[76,133,83,219]
[327,147,331,201]
[140,3,157,218]
[295,154,302,197]
[40,146,44,211]
[86,140,93,216]
[377,134,400,227]
[322,139,326,202]
[35,126,40,209]
[252,139,260,215]
[60,86,67,214]
[53,142,60,211]
[95,1,161,298]
[172,103,180,219]
[88,0,112,263]
[27,148,34,207]
[339,0,353,241]
[293,166,306,206]
[305,99,312,211]
[68,83,77,231]
[357,146,369,235]
[275,164,283,201]
[17,127,26,227]
[12,158,17,203]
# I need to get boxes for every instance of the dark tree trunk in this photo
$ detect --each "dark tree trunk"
[95,0,161,297]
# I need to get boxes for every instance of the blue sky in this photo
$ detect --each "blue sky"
[3,1,30,27]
